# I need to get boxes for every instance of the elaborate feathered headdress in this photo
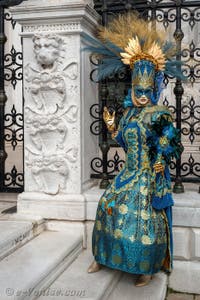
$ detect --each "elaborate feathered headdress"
[83,12,185,81]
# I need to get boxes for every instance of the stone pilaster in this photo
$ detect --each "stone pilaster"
[10,0,99,220]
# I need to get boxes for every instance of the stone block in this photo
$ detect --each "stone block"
[173,207,200,228]
[84,186,104,220]
[18,192,86,220]
[169,260,200,294]
[173,227,191,260]
[191,229,200,260]
[46,220,86,248]
[167,293,193,300]
[173,186,200,228]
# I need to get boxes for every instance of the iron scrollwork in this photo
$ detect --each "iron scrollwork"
[181,7,200,31]
[181,154,200,178]
[91,150,125,178]
[90,0,200,190]
[4,10,16,29]
[0,0,25,192]
[4,165,23,188]
[107,151,125,175]
[182,40,200,85]
[155,8,176,30]
[90,104,102,136]
[4,105,23,151]
[181,97,200,144]
[4,45,23,89]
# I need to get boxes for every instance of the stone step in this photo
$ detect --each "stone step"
[0,230,83,300]
[36,248,122,300]
[169,260,200,294]
[0,218,45,261]
[0,193,18,203]
[0,202,16,215]
[107,272,167,300]
[0,214,45,257]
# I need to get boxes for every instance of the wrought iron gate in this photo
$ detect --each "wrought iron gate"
[90,0,200,193]
[0,0,25,192]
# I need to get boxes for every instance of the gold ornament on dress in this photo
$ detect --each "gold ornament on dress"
[159,136,169,147]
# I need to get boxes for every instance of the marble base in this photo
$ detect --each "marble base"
[17,192,85,220]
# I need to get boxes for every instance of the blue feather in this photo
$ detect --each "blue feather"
[162,41,175,54]
[82,32,122,58]
[82,31,186,81]
[165,61,187,81]
[98,60,126,80]
[82,32,106,49]
[82,32,126,79]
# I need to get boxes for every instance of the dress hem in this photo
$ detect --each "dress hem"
[94,256,171,276]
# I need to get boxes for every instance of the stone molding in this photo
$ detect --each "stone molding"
[23,23,81,34]
[10,1,99,36]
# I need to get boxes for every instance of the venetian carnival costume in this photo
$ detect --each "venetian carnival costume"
[85,13,185,286]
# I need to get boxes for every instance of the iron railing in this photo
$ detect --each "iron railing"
[0,0,25,192]
[90,0,200,193]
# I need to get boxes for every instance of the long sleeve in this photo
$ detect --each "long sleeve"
[147,107,184,210]
[150,110,184,165]
[111,108,130,152]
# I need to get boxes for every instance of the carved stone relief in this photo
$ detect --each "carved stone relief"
[25,147,78,194]
[24,33,79,194]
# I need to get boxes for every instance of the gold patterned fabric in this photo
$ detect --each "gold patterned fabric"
[91,105,173,275]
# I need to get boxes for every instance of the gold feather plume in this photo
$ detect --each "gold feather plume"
[97,12,175,71]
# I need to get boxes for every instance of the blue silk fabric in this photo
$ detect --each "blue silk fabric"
[92,105,182,275]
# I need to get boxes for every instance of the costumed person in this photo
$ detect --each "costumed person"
[85,12,185,287]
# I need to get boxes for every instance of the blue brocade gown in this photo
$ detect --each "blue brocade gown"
[91,105,183,275]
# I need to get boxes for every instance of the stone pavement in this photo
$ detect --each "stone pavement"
[167,292,200,299]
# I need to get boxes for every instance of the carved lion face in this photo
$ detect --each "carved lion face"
[33,34,64,68]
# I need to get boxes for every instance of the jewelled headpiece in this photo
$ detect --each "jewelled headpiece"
[132,60,155,88]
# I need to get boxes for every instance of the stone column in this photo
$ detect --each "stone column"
[10,0,99,220]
